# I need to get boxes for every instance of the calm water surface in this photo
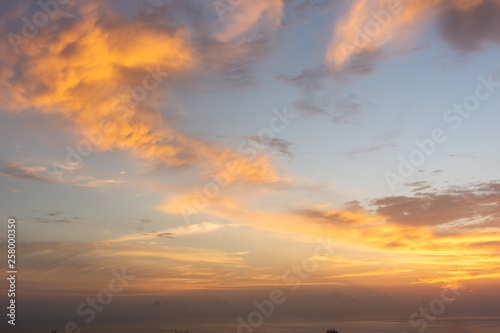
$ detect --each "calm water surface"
[13,316,500,333]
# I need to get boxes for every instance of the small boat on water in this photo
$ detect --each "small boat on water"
[326,328,339,333]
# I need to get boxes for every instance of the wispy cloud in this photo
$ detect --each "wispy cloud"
[31,210,83,224]
[105,222,224,243]
[213,0,283,42]
[339,143,398,159]
[245,136,296,159]
[160,179,500,285]
[0,158,54,183]
[326,0,500,69]
[0,1,282,187]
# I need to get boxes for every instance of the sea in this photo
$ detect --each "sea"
[8,316,500,333]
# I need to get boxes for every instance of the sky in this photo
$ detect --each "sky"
[0,0,500,331]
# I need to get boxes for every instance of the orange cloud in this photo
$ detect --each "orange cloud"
[0,1,280,185]
[159,187,500,286]
[326,0,492,67]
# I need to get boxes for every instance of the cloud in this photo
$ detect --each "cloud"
[245,136,296,159]
[213,0,283,42]
[196,37,275,87]
[159,179,500,285]
[0,158,54,183]
[105,222,224,243]
[339,143,398,159]
[277,65,331,93]
[339,130,402,159]
[439,0,500,51]
[13,240,251,294]
[371,181,500,228]
[326,0,500,70]
[290,88,371,124]
[212,300,228,306]
[31,210,83,224]
[0,1,281,187]
[72,178,123,188]
[278,63,374,124]
[284,0,340,25]
[157,232,175,239]
[404,180,432,193]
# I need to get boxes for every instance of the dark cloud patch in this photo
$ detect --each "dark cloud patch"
[289,88,371,125]
[151,300,170,306]
[405,181,432,193]
[467,241,500,251]
[344,200,363,212]
[371,181,500,228]
[34,218,73,224]
[157,232,175,239]
[122,219,156,233]
[32,210,83,224]
[245,136,296,159]
[295,208,372,226]
[277,65,330,93]
[278,65,372,125]
[0,158,54,184]
[196,37,274,88]
[439,0,500,52]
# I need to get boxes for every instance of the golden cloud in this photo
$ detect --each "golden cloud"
[0,1,280,185]
[326,0,493,67]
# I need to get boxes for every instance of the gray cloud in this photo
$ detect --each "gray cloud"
[31,210,83,224]
[371,181,500,228]
[339,143,398,160]
[157,232,175,239]
[439,0,500,52]
[245,136,296,159]
[0,158,54,183]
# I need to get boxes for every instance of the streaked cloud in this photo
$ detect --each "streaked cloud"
[214,0,283,42]
[0,1,282,187]
[105,222,224,243]
[327,0,500,68]
[160,180,500,285]
[0,157,54,183]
